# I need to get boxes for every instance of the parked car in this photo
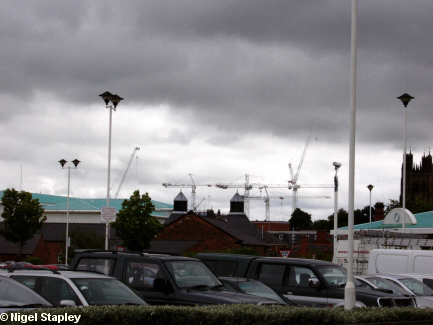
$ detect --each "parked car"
[219,277,295,305]
[196,253,415,308]
[397,274,433,290]
[69,250,280,306]
[0,268,147,307]
[354,275,415,296]
[358,274,433,308]
[0,275,54,312]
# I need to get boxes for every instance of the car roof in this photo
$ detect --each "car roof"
[74,250,199,262]
[0,268,114,279]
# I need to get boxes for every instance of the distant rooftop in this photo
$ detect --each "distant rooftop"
[0,190,173,217]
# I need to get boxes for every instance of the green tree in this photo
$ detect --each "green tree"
[289,208,312,230]
[327,208,349,229]
[111,190,163,251]
[384,199,400,216]
[0,188,46,258]
[312,219,332,232]
[69,226,104,252]
[406,194,433,214]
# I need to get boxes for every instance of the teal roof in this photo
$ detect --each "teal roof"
[0,191,173,217]
[339,210,433,230]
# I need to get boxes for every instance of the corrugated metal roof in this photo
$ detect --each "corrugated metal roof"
[339,210,433,230]
[0,190,173,216]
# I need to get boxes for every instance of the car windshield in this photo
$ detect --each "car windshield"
[0,277,52,307]
[165,260,222,289]
[364,277,410,296]
[316,265,361,287]
[397,277,433,297]
[72,278,146,306]
[236,281,288,304]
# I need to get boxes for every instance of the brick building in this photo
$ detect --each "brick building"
[147,192,281,256]
[0,234,52,264]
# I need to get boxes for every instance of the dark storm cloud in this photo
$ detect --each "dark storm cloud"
[1,0,432,147]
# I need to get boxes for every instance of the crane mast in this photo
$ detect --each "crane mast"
[114,147,140,199]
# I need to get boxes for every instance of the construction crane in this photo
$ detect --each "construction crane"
[162,174,213,210]
[215,174,264,217]
[287,119,333,211]
[248,186,330,221]
[114,147,140,198]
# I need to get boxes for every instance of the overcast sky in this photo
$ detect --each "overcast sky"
[1,1,432,222]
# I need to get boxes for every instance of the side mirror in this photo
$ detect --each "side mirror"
[59,300,76,307]
[309,278,320,288]
[154,278,173,294]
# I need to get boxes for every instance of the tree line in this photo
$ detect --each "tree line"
[289,194,433,231]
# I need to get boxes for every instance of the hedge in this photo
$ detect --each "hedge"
[2,305,433,325]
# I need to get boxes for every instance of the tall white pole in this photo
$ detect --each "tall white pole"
[402,105,407,233]
[106,106,113,250]
[65,166,70,265]
[345,0,357,310]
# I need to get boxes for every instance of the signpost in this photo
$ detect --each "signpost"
[101,207,116,222]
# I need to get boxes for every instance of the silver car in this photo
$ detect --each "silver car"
[0,275,53,313]
[0,268,147,307]
[358,274,433,308]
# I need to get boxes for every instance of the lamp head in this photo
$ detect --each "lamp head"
[110,94,124,108]
[58,159,67,168]
[99,91,114,105]
[333,162,342,169]
[367,184,374,191]
[72,159,81,168]
[398,93,414,108]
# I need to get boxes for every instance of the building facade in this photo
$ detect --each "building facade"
[401,151,433,207]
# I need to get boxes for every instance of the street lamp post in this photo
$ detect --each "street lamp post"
[367,184,374,223]
[345,0,357,310]
[398,93,414,233]
[59,159,80,265]
[333,162,342,259]
[99,91,123,250]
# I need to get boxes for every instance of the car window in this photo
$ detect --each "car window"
[287,266,316,288]
[75,258,115,275]
[423,278,433,290]
[165,260,221,289]
[40,277,81,307]
[399,277,433,296]
[10,276,38,290]
[257,264,286,286]
[126,261,161,290]
[72,278,146,306]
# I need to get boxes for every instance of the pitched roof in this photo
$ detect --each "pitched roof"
[164,211,271,247]
[0,234,43,255]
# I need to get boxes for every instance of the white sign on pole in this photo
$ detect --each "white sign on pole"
[280,250,291,258]
[101,207,116,222]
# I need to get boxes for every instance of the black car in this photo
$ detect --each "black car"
[69,250,279,306]
[196,253,416,308]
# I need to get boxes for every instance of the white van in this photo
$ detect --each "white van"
[367,249,433,275]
